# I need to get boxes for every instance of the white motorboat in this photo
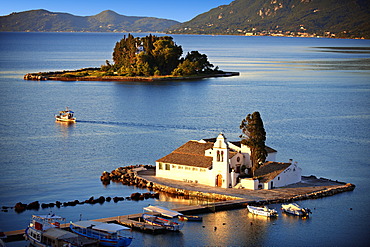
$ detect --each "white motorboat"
[282,203,311,217]
[55,107,76,122]
[247,205,278,217]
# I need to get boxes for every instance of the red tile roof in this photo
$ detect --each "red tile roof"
[255,161,291,182]
[156,141,214,168]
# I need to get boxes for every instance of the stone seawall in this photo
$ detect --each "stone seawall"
[100,165,356,205]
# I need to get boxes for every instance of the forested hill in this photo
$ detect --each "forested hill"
[0,9,180,32]
[167,0,370,39]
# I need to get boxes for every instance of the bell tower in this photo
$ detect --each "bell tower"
[212,133,230,188]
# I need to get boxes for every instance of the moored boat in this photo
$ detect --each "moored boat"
[247,205,278,217]
[143,205,202,221]
[70,220,132,247]
[143,205,182,218]
[55,107,76,122]
[281,203,311,217]
[25,214,97,247]
[142,214,183,231]
[0,229,6,247]
[178,215,203,221]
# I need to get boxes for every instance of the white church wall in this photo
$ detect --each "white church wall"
[272,163,302,188]
[156,162,215,186]
[240,178,259,190]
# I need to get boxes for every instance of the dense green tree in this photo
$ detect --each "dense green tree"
[109,34,219,77]
[151,37,182,75]
[172,59,197,76]
[240,112,267,177]
[184,51,214,72]
[172,51,217,76]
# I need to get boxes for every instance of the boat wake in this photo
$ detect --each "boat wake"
[76,120,222,132]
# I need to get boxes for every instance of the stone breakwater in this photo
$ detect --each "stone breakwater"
[101,165,356,206]
[100,165,156,188]
[2,191,159,213]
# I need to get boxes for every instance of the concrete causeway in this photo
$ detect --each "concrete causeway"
[137,168,355,203]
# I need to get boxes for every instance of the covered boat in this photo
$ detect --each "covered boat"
[55,107,76,122]
[144,205,202,221]
[142,214,183,231]
[70,220,132,247]
[282,203,311,217]
[25,214,97,247]
[143,205,183,218]
[247,205,278,217]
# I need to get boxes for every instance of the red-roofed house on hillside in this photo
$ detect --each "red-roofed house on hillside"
[156,133,302,189]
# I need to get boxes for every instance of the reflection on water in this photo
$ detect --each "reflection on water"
[55,121,76,137]
[183,208,278,246]
[312,46,370,54]
[237,58,370,71]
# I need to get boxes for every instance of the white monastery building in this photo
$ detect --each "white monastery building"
[156,133,301,190]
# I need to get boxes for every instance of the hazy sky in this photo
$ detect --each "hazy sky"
[1,0,233,22]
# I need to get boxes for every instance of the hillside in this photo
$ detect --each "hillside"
[0,9,180,32]
[168,0,370,39]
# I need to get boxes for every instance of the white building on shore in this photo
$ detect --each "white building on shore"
[156,133,301,190]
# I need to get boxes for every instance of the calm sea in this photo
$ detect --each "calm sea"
[0,32,369,246]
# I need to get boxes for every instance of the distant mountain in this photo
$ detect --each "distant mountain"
[168,0,370,39]
[0,9,180,32]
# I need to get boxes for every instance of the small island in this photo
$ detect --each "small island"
[24,34,239,82]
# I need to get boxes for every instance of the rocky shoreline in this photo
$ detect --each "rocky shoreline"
[2,192,160,213]
[23,68,240,82]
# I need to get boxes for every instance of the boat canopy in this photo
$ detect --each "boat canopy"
[43,228,77,239]
[71,220,101,228]
[32,214,65,221]
[71,221,130,233]
[143,205,183,218]
[93,223,130,233]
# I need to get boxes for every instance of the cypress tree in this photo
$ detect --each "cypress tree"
[240,111,267,177]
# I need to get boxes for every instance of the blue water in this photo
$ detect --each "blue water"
[0,32,369,246]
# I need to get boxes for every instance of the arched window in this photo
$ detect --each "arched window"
[217,150,220,162]
[221,151,224,162]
